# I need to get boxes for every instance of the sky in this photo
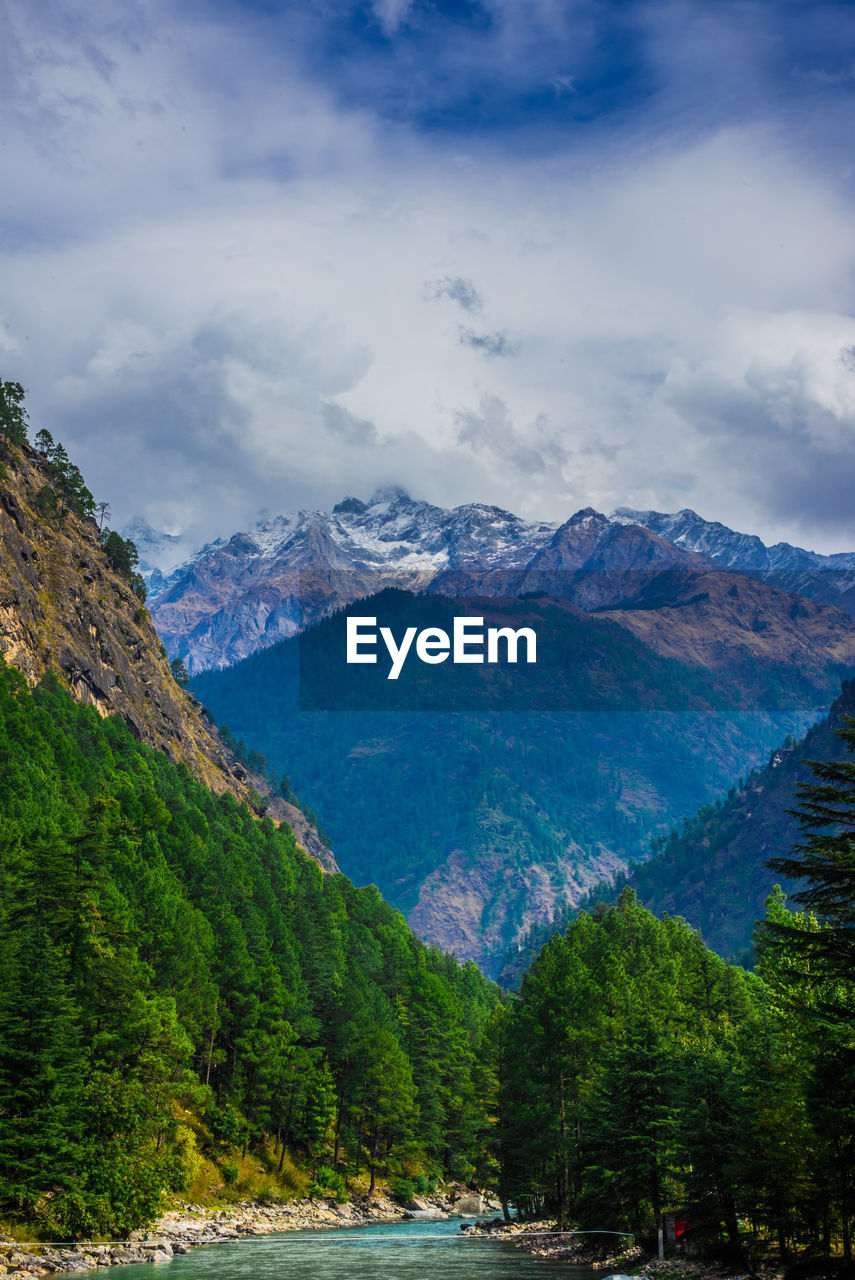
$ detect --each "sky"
[3,0,855,559]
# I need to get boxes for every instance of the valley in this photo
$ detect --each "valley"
[2,389,855,1271]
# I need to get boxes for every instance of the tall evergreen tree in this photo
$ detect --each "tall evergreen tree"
[0,379,28,453]
[767,713,855,995]
[0,920,85,1224]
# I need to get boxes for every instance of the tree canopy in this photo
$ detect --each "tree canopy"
[0,662,499,1237]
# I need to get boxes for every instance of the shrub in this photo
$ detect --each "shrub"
[164,1124,201,1192]
[255,1183,284,1205]
[389,1176,417,1203]
[309,1165,348,1204]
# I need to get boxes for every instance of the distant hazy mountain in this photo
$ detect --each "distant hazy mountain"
[121,517,198,595]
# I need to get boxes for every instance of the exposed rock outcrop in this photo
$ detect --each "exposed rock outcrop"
[0,443,337,873]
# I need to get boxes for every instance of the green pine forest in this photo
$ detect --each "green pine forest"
[0,661,500,1235]
[2,383,855,1270]
[496,880,855,1266]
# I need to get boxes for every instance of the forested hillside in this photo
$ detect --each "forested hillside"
[495,886,855,1267]
[0,662,499,1237]
[506,676,855,977]
[4,650,854,1266]
[0,381,334,871]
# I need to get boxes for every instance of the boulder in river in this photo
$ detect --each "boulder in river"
[454,1194,483,1215]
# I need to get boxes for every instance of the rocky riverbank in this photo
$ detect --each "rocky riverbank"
[460,1218,787,1280]
[460,1218,643,1271]
[0,1186,499,1278]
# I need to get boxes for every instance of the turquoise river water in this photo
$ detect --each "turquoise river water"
[79,1219,630,1280]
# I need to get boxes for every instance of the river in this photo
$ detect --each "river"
[80,1219,630,1279]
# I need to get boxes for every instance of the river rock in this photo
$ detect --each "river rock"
[109,1249,137,1264]
[454,1193,483,1215]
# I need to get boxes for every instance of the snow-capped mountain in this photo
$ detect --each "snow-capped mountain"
[612,507,855,613]
[146,490,855,673]
[148,487,559,671]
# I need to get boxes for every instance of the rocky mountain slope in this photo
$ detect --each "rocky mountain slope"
[0,441,336,871]
[503,673,855,976]
[613,505,855,613]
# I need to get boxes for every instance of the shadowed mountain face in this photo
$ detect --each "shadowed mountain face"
[189,585,852,974]
[500,674,855,985]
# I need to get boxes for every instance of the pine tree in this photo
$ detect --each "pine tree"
[34,428,53,456]
[0,380,28,453]
[0,919,86,1221]
[579,1015,676,1235]
[767,713,855,994]
[170,657,190,687]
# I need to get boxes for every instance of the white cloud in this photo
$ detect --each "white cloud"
[372,0,416,36]
[3,0,855,553]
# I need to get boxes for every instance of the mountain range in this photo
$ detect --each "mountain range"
[189,581,854,972]
[119,487,855,973]
[614,506,855,612]
[139,491,855,675]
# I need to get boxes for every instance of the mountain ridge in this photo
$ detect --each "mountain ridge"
[190,583,839,972]
[612,505,855,612]
[500,673,855,982]
[147,488,558,672]
[0,439,337,872]
[143,492,855,674]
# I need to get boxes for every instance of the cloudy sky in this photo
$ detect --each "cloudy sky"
[3,0,855,557]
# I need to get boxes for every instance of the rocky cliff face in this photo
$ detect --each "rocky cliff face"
[0,442,337,873]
